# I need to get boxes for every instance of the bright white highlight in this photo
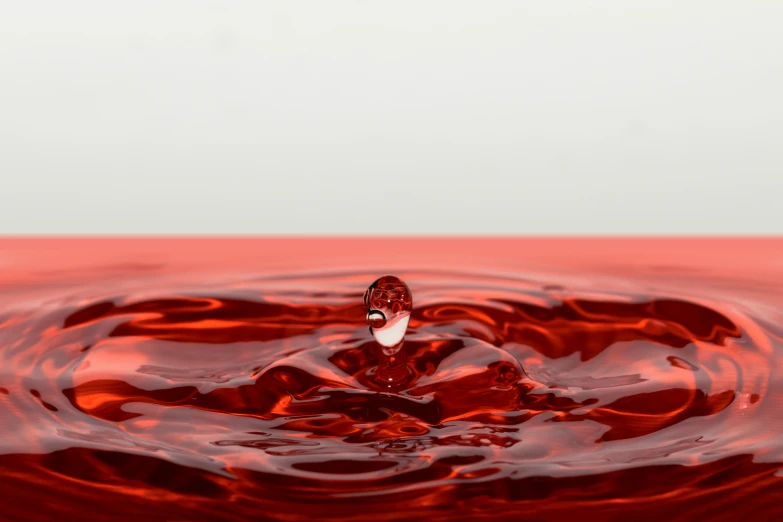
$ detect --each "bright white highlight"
[372,315,410,348]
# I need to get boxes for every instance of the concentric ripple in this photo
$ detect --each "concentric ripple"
[1,269,783,521]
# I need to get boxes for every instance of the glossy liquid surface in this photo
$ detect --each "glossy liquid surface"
[1,238,782,521]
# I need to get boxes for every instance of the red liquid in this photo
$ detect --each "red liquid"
[1,238,782,521]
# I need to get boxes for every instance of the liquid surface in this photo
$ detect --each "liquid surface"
[1,238,783,521]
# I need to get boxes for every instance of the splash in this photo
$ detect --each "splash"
[364,275,414,388]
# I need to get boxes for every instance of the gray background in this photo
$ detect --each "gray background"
[1,1,781,235]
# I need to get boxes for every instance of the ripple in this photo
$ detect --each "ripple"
[1,269,782,520]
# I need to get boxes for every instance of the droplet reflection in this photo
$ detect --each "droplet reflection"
[364,275,414,388]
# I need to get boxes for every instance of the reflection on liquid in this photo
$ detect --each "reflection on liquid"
[1,264,782,521]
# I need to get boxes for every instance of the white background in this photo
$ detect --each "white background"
[1,1,781,234]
